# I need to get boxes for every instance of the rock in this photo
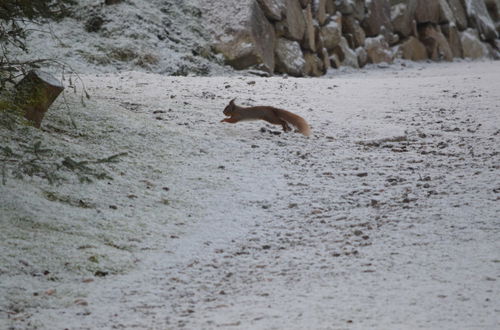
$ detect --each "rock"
[447,0,468,31]
[299,0,310,9]
[337,0,365,21]
[302,4,317,51]
[334,37,359,68]
[391,2,416,38]
[387,32,400,46]
[315,0,328,25]
[314,25,325,50]
[256,0,286,21]
[438,0,455,24]
[344,33,356,49]
[441,23,463,58]
[303,52,325,76]
[329,53,342,68]
[484,0,500,27]
[276,0,306,41]
[105,0,122,4]
[213,2,276,72]
[362,0,393,38]
[399,36,429,60]
[415,0,440,24]
[418,23,453,61]
[325,0,336,15]
[319,47,331,71]
[343,15,366,48]
[364,36,393,63]
[460,28,490,59]
[464,0,499,41]
[321,15,342,50]
[356,46,368,67]
[274,38,306,76]
[486,43,500,60]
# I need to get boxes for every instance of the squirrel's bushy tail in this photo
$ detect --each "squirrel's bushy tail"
[276,109,311,136]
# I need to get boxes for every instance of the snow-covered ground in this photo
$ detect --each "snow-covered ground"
[1,60,499,329]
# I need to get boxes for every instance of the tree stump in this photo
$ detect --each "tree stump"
[14,70,64,128]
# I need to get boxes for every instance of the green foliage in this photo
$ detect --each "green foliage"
[0,138,128,185]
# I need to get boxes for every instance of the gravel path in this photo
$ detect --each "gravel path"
[2,61,499,329]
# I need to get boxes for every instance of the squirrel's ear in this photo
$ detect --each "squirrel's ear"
[230,98,236,104]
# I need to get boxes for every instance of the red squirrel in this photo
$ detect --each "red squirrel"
[220,99,311,136]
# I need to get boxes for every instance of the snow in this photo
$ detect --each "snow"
[2,0,500,328]
[14,0,232,76]
[1,61,499,329]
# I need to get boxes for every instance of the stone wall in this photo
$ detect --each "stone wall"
[209,0,500,76]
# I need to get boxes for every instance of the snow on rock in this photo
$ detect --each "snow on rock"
[275,38,307,76]
[460,28,491,59]
[447,0,469,31]
[364,35,393,64]
[362,0,393,38]
[320,16,343,50]
[257,0,286,21]
[391,2,415,38]
[199,0,276,73]
[275,0,307,42]
[337,36,360,68]
[464,0,499,41]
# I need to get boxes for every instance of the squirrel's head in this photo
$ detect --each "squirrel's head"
[223,98,236,116]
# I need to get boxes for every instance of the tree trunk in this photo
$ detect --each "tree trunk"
[14,70,64,128]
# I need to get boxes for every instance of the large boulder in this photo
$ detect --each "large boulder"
[211,1,276,72]
[362,0,393,38]
[447,0,468,31]
[364,35,393,63]
[356,46,368,67]
[438,0,455,24]
[343,15,366,48]
[276,0,306,41]
[391,2,416,38]
[334,37,359,68]
[418,24,453,61]
[484,0,500,25]
[303,51,325,76]
[441,23,463,58]
[484,0,500,34]
[275,38,306,76]
[399,36,429,61]
[256,0,286,21]
[302,3,317,51]
[320,15,342,50]
[319,47,331,71]
[315,0,329,25]
[415,0,458,25]
[460,28,490,59]
[464,0,498,41]
[415,0,440,24]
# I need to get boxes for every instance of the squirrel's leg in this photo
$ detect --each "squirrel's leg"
[281,121,292,132]
[221,117,239,123]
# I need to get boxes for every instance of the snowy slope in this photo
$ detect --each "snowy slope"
[16,0,230,76]
[1,61,499,329]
